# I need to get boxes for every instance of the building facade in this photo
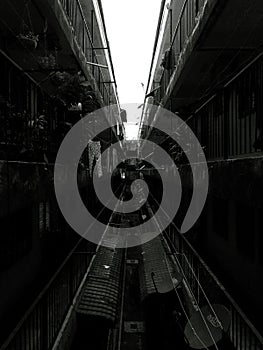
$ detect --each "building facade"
[140,0,263,329]
[0,0,124,343]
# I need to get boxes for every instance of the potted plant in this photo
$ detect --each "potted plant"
[51,72,100,112]
[37,53,56,70]
[17,31,39,49]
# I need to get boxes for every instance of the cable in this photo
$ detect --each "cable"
[164,240,219,349]
[136,176,215,348]
[165,256,212,350]
[171,253,220,349]
[150,192,220,349]
[154,213,215,349]
[182,253,224,328]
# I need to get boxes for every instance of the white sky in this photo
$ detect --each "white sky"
[101,0,161,138]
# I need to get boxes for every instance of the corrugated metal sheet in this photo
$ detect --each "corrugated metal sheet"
[76,247,123,323]
[139,236,182,300]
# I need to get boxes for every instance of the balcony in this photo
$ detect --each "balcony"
[0,0,118,109]
[151,0,263,113]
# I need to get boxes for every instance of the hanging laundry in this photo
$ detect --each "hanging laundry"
[88,141,103,178]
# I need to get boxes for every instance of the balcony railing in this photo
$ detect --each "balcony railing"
[0,240,95,350]
[165,224,263,350]
[155,0,207,105]
[59,0,116,107]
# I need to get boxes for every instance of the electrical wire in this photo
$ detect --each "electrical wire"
[149,192,221,349]
[168,252,220,350]
[164,254,212,350]
[152,205,217,349]
[182,252,224,329]
[136,194,209,348]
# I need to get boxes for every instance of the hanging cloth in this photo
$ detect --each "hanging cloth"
[88,141,103,177]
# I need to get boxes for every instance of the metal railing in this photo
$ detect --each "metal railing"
[155,0,207,105]
[59,0,116,107]
[0,240,94,350]
[165,224,263,350]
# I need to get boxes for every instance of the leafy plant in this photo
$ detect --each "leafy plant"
[51,72,100,112]
[17,31,39,49]
[37,53,56,69]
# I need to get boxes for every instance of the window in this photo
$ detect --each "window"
[236,204,255,261]
[228,60,262,156]
[213,197,228,240]
[195,93,224,161]
[195,58,263,159]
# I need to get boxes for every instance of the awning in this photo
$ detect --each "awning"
[76,247,123,324]
[139,237,182,301]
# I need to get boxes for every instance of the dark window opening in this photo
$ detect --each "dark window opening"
[0,207,32,271]
[213,197,228,240]
[236,204,255,261]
